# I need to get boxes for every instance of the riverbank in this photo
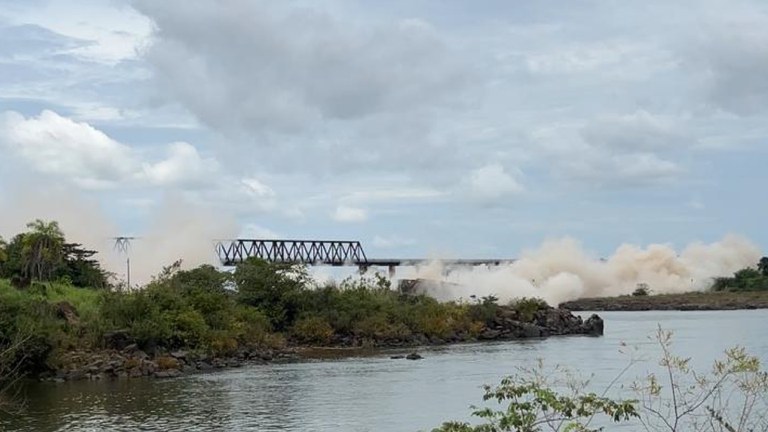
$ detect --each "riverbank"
[559,290,768,311]
[37,303,604,382]
[0,265,604,384]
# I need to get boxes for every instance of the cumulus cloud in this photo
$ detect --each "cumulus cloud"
[0,110,281,217]
[0,110,135,189]
[465,164,524,202]
[332,205,368,223]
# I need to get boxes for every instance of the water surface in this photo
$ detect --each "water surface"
[4,310,767,431]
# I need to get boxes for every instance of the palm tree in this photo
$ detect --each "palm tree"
[20,220,65,281]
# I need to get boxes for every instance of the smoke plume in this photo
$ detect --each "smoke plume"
[396,236,761,305]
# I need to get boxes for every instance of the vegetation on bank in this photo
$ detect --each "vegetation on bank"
[712,256,768,291]
[0,219,558,396]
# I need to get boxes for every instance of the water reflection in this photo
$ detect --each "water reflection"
[2,310,767,431]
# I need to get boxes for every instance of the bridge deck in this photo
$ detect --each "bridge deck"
[215,239,514,267]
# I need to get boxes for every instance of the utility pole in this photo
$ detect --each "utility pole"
[113,237,136,289]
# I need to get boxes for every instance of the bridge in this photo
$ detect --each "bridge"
[214,239,514,274]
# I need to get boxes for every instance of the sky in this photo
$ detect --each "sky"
[0,0,766,260]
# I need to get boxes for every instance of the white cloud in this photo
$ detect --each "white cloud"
[142,142,219,187]
[465,164,524,201]
[0,110,135,189]
[332,205,368,223]
[241,177,276,199]
[0,111,283,216]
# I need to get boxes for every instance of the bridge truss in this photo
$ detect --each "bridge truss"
[216,239,369,266]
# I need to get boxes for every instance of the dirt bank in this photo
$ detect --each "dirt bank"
[559,291,768,311]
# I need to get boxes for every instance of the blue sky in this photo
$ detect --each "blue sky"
[0,0,766,259]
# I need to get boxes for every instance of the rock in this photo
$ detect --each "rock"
[390,355,405,359]
[583,314,604,336]
[170,350,188,360]
[154,369,181,379]
[103,330,134,351]
[479,329,501,340]
[405,352,423,360]
[55,301,80,326]
[123,343,139,354]
[520,323,543,338]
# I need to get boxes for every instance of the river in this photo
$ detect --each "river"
[3,310,768,431]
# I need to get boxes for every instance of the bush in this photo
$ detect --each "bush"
[291,315,334,345]
[467,295,498,326]
[510,297,548,323]
[435,328,768,432]
[632,283,650,296]
[234,258,309,330]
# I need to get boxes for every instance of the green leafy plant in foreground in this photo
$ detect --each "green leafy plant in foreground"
[434,326,768,432]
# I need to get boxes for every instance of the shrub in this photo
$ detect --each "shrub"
[353,313,412,341]
[510,297,548,323]
[234,258,309,330]
[467,295,499,326]
[632,283,650,296]
[170,309,208,346]
[291,315,334,345]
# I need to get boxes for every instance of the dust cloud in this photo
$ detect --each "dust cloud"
[0,187,236,287]
[394,236,761,305]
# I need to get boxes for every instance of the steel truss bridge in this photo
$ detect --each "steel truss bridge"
[215,239,514,270]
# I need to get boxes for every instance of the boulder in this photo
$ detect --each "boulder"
[583,314,604,336]
[405,352,423,360]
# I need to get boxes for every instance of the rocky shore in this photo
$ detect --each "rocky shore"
[39,305,602,382]
[559,291,768,311]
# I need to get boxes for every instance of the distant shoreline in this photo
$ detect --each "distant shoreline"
[559,291,768,311]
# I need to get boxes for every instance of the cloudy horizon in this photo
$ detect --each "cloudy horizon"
[1,0,766,261]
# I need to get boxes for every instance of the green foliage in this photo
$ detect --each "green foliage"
[435,328,768,432]
[711,266,768,292]
[0,282,61,375]
[433,361,638,432]
[234,258,309,330]
[511,297,548,323]
[467,295,499,326]
[759,256,768,277]
[0,220,110,288]
[291,315,334,345]
[632,283,651,296]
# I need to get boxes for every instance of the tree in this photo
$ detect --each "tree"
[60,242,111,288]
[19,220,65,282]
[233,258,309,330]
[759,256,768,277]
[0,237,7,274]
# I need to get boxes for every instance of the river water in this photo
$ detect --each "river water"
[3,310,768,432]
